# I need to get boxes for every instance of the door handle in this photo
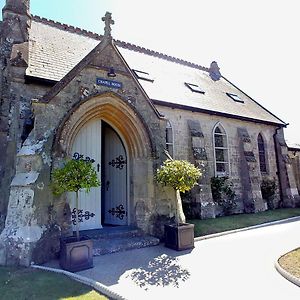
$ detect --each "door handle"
[106,180,110,191]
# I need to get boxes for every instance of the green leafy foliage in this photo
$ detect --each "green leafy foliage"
[51,159,100,196]
[156,159,202,192]
[211,176,235,202]
[261,178,277,209]
[211,176,236,215]
[261,178,276,200]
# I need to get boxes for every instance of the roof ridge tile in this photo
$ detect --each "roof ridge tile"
[32,15,208,71]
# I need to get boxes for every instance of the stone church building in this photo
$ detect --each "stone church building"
[0,0,299,266]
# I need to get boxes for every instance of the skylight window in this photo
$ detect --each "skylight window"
[132,69,154,82]
[185,82,205,94]
[226,93,244,103]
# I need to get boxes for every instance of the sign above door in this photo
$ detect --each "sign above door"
[96,77,122,89]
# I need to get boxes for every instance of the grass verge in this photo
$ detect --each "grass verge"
[189,208,300,237]
[0,267,109,300]
[278,248,300,279]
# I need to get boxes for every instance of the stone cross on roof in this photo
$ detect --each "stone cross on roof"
[102,12,114,38]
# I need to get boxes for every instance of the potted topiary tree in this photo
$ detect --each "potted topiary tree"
[51,158,100,272]
[156,159,202,250]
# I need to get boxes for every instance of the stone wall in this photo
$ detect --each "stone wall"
[0,43,51,234]
[156,105,284,216]
[0,0,33,232]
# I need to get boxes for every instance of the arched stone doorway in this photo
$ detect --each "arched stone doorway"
[55,92,153,231]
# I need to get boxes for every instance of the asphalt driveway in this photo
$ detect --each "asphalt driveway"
[72,219,300,299]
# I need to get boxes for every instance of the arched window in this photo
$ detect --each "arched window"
[213,124,229,176]
[258,133,267,173]
[166,120,174,158]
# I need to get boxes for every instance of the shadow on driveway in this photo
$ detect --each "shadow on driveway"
[75,243,194,289]
[127,253,190,290]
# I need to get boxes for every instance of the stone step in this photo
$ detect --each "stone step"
[92,235,160,256]
[81,226,143,239]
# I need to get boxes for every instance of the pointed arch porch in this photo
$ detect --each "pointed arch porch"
[53,92,155,229]
[55,92,153,159]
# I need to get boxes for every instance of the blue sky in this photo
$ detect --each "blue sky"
[1,0,299,143]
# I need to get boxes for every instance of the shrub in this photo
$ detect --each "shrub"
[261,178,276,209]
[211,176,236,215]
[261,178,276,200]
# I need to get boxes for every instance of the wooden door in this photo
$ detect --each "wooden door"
[103,125,128,225]
[69,119,102,230]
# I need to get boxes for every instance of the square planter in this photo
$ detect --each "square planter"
[60,235,93,272]
[164,223,194,251]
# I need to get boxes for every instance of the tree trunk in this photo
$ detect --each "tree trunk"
[175,189,186,225]
[75,191,80,241]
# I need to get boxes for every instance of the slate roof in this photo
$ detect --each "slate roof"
[27,16,286,126]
